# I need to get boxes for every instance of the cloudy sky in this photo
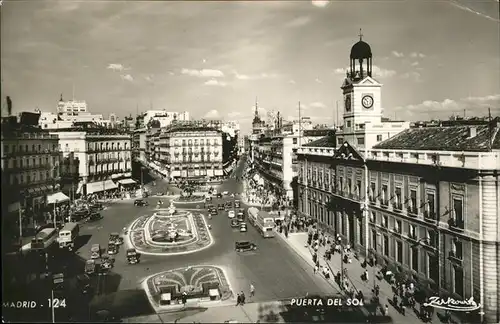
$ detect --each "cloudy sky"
[1,0,499,133]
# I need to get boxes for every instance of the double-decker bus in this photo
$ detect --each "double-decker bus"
[31,228,58,251]
[247,207,275,238]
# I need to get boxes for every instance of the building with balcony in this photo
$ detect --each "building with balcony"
[158,124,223,179]
[53,128,132,196]
[132,127,147,163]
[295,34,500,323]
[1,115,62,234]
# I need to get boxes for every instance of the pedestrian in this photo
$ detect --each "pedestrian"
[384,304,389,316]
[240,291,246,305]
[235,293,241,306]
[250,283,255,297]
[314,265,319,274]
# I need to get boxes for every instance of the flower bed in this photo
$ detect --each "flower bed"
[146,266,233,304]
[131,212,211,254]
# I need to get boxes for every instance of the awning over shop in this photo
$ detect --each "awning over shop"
[47,192,70,204]
[86,180,119,194]
[118,178,137,185]
[111,173,123,179]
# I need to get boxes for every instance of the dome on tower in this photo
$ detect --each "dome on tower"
[350,40,372,59]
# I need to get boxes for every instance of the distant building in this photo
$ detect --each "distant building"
[140,110,190,128]
[157,124,223,180]
[52,126,133,196]
[1,114,62,233]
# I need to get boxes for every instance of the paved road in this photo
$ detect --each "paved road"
[75,156,336,319]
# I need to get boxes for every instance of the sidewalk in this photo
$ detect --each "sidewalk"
[275,231,433,324]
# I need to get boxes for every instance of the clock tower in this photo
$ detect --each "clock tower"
[341,30,383,130]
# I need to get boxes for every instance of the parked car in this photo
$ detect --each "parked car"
[230,219,240,228]
[234,200,241,208]
[210,209,218,216]
[89,212,103,222]
[218,204,225,210]
[228,210,235,219]
[235,240,257,252]
[217,193,223,198]
[222,191,229,195]
[239,223,247,232]
[134,199,148,207]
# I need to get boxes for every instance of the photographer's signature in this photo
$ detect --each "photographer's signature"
[424,296,481,312]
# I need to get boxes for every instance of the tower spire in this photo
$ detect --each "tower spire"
[255,97,259,117]
[359,28,363,41]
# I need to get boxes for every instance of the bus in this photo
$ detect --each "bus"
[247,207,275,238]
[31,228,58,251]
[58,222,80,251]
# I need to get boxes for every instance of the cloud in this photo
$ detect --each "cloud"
[107,63,126,71]
[204,109,220,118]
[233,71,279,80]
[289,80,296,84]
[227,111,242,118]
[395,94,500,119]
[315,78,322,84]
[181,68,224,78]
[311,0,330,8]
[391,51,404,58]
[410,61,419,67]
[168,71,175,76]
[310,101,327,109]
[400,71,422,82]
[144,75,153,82]
[333,65,396,78]
[410,52,426,58]
[286,16,311,28]
[204,79,227,87]
[120,74,134,82]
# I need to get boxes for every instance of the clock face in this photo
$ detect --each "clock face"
[362,95,374,109]
[345,96,351,112]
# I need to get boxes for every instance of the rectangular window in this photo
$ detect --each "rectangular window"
[395,220,402,233]
[357,137,365,145]
[395,187,402,208]
[372,230,377,251]
[411,248,419,271]
[454,267,464,297]
[409,224,417,239]
[396,241,403,263]
[453,198,464,226]
[428,253,439,283]
[357,180,362,197]
[293,138,297,144]
[337,138,343,145]
[347,179,352,194]
[382,184,388,205]
[383,235,389,256]
[346,121,351,128]
[410,190,417,213]
[370,182,376,200]
[426,193,435,219]
[377,134,383,142]
[383,215,388,228]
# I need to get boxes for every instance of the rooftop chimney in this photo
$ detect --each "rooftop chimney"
[468,126,477,138]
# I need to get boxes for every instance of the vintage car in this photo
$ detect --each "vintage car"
[126,248,141,265]
[234,200,241,208]
[73,209,90,221]
[134,199,148,207]
[235,240,257,252]
[90,244,101,259]
[239,223,247,233]
[216,193,223,198]
[210,209,218,216]
[77,274,91,294]
[228,210,235,219]
[107,243,117,255]
[222,191,229,195]
[205,196,212,202]
[109,232,123,245]
[85,259,96,275]
[89,212,103,222]
[100,255,114,270]
[218,204,225,210]
[207,204,215,210]
[230,219,240,228]
[156,192,164,196]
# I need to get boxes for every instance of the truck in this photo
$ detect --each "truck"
[247,207,275,238]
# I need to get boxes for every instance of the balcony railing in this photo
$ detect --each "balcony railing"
[407,205,417,216]
[380,200,389,208]
[448,218,464,231]
[423,210,437,222]
[369,195,376,203]
[393,202,403,211]
[448,250,463,263]
[408,232,418,241]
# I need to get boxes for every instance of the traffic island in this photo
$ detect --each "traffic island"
[128,210,212,255]
[144,266,233,310]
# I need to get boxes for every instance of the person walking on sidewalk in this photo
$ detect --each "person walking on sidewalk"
[314,265,319,274]
[250,283,255,297]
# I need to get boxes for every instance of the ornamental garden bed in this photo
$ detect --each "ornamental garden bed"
[147,266,233,304]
